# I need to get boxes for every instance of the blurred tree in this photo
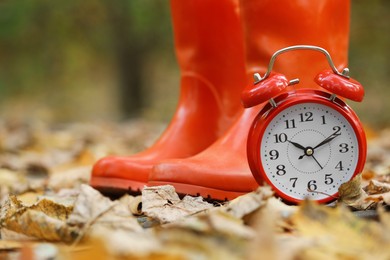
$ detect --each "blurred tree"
[0,0,173,120]
[349,0,390,126]
[103,0,172,117]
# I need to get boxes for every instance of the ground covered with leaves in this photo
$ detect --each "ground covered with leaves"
[0,120,389,259]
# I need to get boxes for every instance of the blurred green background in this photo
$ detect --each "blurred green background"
[0,0,389,127]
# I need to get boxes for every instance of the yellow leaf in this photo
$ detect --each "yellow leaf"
[291,201,390,259]
[142,185,213,223]
[67,184,142,242]
[0,195,76,242]
[366,180,390,195]
[223,186,273,219]
[338,174,374,210]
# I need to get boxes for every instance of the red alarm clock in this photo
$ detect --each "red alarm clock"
[242,45,366,204]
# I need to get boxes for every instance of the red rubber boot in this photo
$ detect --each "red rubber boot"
[90,0,247,194]
[149,0,351,200]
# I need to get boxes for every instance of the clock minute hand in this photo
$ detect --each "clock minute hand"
[313,132,341,150]
[311,155,324,169]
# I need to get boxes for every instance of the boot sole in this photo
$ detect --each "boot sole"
[148,180,248,201]
[91,177,249,201]
[90,176,146,197]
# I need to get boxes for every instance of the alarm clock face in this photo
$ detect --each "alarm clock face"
[260,101,360,202]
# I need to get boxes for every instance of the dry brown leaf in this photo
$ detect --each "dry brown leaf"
[291,201,390,259]
[0,169,25,187]
[206,211,255,239]
[222,186,273,219]
[67,184,119,225]
[362,169,376,180]
[120,195,142,216]
[1,228,37,241]
[373,192,390,205]
[0,240,22,251]
[165,209,255,240]
[38,191,79,209]
[365,179,390,195]
[0,195,77,242]
[248,206,277,260]
[0,169,28,198]
[383,193,390,204]
[338,174,375,210]
[156,212,251,260]
[142,185,213,223]
[16,210,76,242]
[245,197,300,260]
[261,197,297,233]
[16,191,42,206]
[29,198,73,221]
[67,184,142,237]
[3,121,390,259]
[48,166,91,191]
[31,243,59,260]
[88,227,162,257]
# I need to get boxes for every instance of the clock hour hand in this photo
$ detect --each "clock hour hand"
[287,140,306,151]
[287,140,311,160]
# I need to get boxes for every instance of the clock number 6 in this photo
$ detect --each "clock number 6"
[307,180,318,191]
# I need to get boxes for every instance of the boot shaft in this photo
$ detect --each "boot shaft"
[240,0,350,88]
[170,0,248,120]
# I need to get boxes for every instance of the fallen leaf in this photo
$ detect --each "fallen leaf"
[383,193,390,204]
[0,195,77,242]
[38,190,79,208]
[48,166,91,191]
[16,191,42,206]
[165,210,255,240]
[365,179,390,195]
[261,197,297,233]
[222,186,273,219]
[362,169,376,180]
[16,210,76,242]
[247,205,277,260]
[0,240,22,251]
[372,192,390,205]
[67,184,142,242]
[338,174,374,210]
[142,185,213,223]
[0,228,36,241]
[33,243,59,260]
[29,198,73,221]
[205,211,255,239]
[156,215,251,260]
[66,184,114,226]
[291,200,390,259]
[89,227,162,257]
[121,195,142,216]
[0,169,28,197]
[25,162,49,191]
